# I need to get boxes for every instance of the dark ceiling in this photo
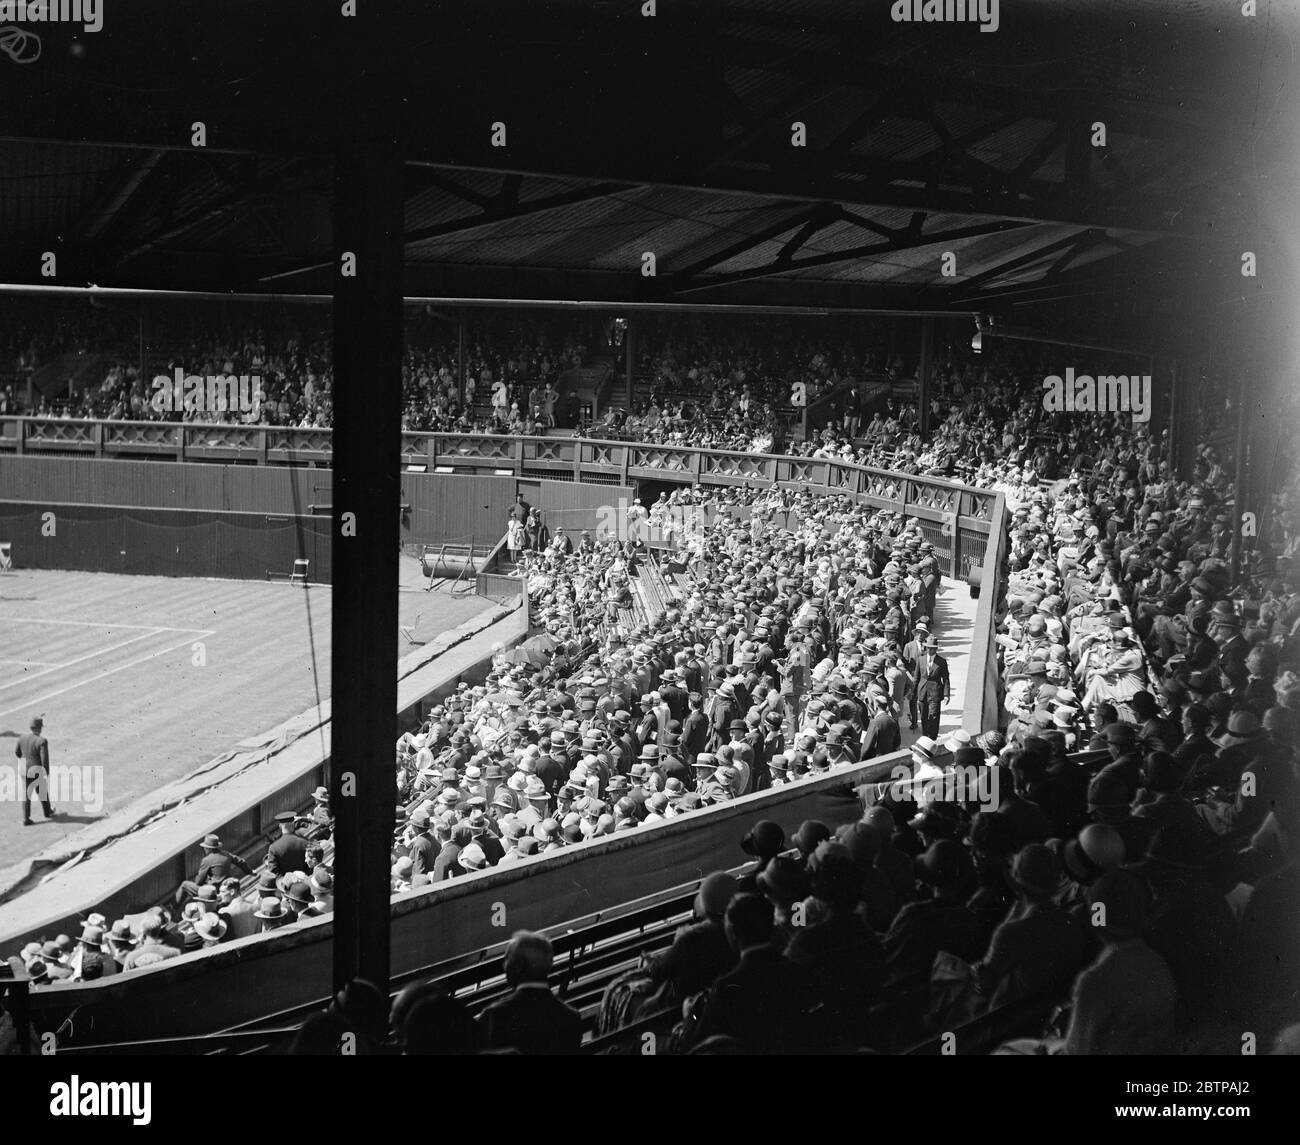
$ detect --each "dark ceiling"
[1,0,1295,346]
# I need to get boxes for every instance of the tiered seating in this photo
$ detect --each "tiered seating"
[633,562,669,622]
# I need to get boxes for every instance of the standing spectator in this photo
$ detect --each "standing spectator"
[506,516,525,564]
[914,636,950,739]
[843,383,863,439]
[265,811,310,874]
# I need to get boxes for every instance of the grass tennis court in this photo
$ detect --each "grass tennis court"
[0,563,493,870]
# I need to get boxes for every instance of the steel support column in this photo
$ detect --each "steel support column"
[1230,383,1247,586]
[331,16,403,996]
[917,315,934,437]
[458,315,466,408]
[625,317,635,409]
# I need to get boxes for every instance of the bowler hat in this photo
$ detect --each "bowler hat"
[1010,843,1061,899]
[740,820,785,859]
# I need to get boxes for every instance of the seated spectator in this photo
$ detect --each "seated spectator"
[395,987,477,1055]
[1063,870,1177,1054]
[120,917,184,972]
[1137,827,1238,1020]
[997,870,1176,1055]
[477,931,582,1054]
[787,841,885,1042]
[684,893,819,1054]
[882,840,984,992]
[932,843,1085,1027]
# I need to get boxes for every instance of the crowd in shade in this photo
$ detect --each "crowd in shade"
[5,314,1298,1055]
[0,302,600,432]
[577,316,892,454]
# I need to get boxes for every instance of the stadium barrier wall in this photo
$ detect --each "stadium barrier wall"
[0,594,530,953]
[0,419,999,581]
[27,751,905,1043]
[961,490,1008,732]
[0,456,628,577]
[0,502,334,582]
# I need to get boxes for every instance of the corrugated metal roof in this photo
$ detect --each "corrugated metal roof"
[0,0,1267,306]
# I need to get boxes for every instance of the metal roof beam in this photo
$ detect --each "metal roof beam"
[671,219,1035,295]
[402,178,625,246]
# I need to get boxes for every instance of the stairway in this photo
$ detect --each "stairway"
[30,349,105,404]
[634,564,668,623]
[564,356,617,419]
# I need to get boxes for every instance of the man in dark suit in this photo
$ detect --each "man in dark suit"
[477,931,582,1054]
[1213,615,1250,676]
[406,809,439,878]
[690,893,818,1053]
[659,670,690,724]
[861,693,902,760]
[175,833,253,905]
[900,625,928,730]
[914,635,950,740]
[681,693,710,764]
[708,682,741,749]
[265,811,310,874]
[16,716,56,825]
[535,748,568,795]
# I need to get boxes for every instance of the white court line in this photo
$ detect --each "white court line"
[0,629,162,693]
[0,617,211,634]
[0,659,62,667]
[0,621,214,693]
[0,629,216,720]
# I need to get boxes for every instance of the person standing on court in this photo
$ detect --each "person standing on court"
[17,716,56,826]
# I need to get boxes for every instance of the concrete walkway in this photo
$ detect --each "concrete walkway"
[898,575,980,750]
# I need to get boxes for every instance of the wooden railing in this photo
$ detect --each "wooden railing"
[0,416,1000,581]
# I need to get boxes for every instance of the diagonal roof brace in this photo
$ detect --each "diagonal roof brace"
[670,218,1037,295]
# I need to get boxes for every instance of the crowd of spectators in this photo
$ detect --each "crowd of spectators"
[6,320,1297,1056]
[5,304,927,454]
[1,303,604,433]
[580,315,897,454]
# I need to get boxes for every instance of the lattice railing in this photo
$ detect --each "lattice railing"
[269,428,332,453]
[630,446,692,473]
[185,424,262,450]
[907,480,961,514]
[23,418,95,445]
[104,422,176,447]
[435,434,514,460]
[0,420,999,553]
[701,452,768,479]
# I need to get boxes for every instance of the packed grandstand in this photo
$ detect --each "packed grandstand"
[5,310,1298,1057]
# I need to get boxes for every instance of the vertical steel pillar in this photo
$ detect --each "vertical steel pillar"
[331,10,403,996]
[917,315,934,437]
[1230,376,1250,587]
[138,304,149,398]
[458,315,466,408]
[1165,357,1178,476]
[625,317,634,409]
